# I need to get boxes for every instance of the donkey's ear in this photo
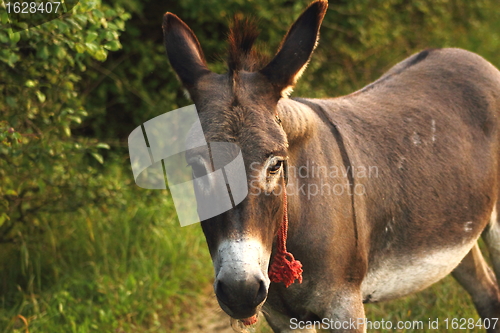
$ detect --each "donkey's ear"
[260,0,328,96]
[163,13,211,88]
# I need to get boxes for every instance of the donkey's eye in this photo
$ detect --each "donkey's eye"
[268,160,283,174]
[191,162,207,178]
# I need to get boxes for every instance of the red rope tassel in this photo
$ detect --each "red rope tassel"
[268,188,303,287]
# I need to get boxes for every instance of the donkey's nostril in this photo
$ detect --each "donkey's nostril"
[214,273,268,319]
[215,280,230,305]
[253,278,267,307]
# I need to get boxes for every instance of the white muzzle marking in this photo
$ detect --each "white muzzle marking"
[214,238,271,289]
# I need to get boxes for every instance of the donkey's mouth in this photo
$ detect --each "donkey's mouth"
[240,314,258,325]
[217,297,264,321]
[230,315,259,332]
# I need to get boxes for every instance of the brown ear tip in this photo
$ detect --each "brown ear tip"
[162,12,180,31]
[312,0,329,13]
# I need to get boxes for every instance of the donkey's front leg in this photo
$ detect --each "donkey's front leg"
[322,289,366,333]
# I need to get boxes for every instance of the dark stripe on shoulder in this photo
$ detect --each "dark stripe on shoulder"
[354,48,440,95]
[405,48,439,69]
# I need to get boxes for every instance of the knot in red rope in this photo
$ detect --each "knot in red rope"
[268,187,303,287]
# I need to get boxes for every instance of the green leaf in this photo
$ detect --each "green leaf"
[100,17,108,29]
[73,14,88,27]
[5,189,18,196]
[0,49,9,64]
[96,143,110,149]
[37,45,49,60]
[7,53,19,67]
[56,21,69,34]
[85,31,98,43]
[0,213,10,228]
[75,43,85,53]
[0,31,8,43]
[63,81,74,90]
[55,46,67,59]
[94,49,107,61]
[25,80,37,88]
[36,91,46,103]
[68,116,82,124]
[104,30,117,41]
[105,9,117,17]
[91,153,104,164]
[8,31,20,44]
[120,12,131,21]
[1,12,9,25]
[92,9,104,19]
[61,108,74,116]
[104,40,121,51]
[65,18,82,30]
[16,22,28,30]
[85,42,99,53]
[115,20,125,30]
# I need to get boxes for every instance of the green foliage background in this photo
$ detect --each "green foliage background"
[1,0,500,331]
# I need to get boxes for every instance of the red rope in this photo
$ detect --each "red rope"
[268,184,303,287]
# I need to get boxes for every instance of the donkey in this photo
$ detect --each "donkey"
[162,0,500,332]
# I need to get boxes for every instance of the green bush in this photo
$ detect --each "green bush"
[0,0,128,243]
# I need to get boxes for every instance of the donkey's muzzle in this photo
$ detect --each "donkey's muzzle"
[215,273,268,319]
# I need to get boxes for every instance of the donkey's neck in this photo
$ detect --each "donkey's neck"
[277,98,318,144]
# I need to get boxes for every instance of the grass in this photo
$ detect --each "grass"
[0,161,213,332]
[0,160,489,332]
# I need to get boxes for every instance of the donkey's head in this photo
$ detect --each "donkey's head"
[163,0,327,321]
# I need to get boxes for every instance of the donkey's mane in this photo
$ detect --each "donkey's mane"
[227,17,268,73]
